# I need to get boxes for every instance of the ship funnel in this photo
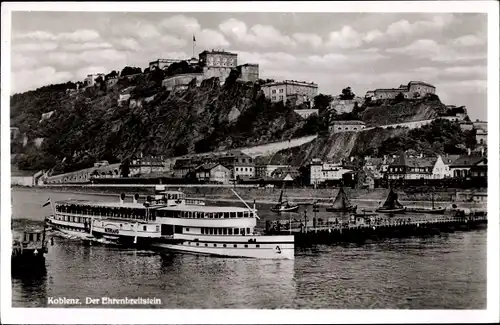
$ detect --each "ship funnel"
[133,193,139,204]
[120,193,125,205]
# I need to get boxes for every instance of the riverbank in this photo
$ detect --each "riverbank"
[13,184,487,210]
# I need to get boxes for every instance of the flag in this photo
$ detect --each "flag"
[193,34,196,42]
[43,198,51,207]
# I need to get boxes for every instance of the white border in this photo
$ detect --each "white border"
[1,1,499,324]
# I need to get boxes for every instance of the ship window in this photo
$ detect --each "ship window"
[237,212,243,218]
[143,226,147,231]
[209,228,213,235]
[186,228,189,232]
[196,243,199,246]
[205,243,208,247]
[156,225,159,232]
[231,212,237,218]
[223,244,227,248]
[228,228,233,235]
[234,228,239,235]
[244,244,248,248]
[201,228,204,234]
[214,244,217,247]
[223,228,227,235]
[233,244,237,248]
[256,244,260,248]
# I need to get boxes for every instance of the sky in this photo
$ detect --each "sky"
[10,12,488,120]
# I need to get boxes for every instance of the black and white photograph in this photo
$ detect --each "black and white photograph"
[1,1,499,324]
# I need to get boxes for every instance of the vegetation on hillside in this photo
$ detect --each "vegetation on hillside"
[10,71,308,173]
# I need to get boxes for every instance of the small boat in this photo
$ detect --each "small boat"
[12,226,49,269]
[270,190,299,213]
[407,191,446,214]
[376,188,406,213]
[325,187,357,213]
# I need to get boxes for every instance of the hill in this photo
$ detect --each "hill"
[266,118,476,165]
[10,71,309,174]
[359,94,448,126]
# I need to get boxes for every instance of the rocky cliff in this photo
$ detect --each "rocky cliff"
[10,73,307,173]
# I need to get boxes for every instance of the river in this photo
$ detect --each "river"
[10,188,486,309]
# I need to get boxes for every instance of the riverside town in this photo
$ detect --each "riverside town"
[8,9,491,313]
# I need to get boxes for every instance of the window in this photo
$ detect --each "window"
[143,226,147,231]
[279,89,283,93]
[209,228,213,235]
[228,228,233,235]
[186,228,189,232]
[205,243,208,247]
[256,244,260,248]
[223,228,227,235]
[272,89,276,94]
[279,96,283,100]
[233,244,237,248]
[234,228,239,235]
[244,244,248,248]
[214,244,217,247]
[246,228,250,234]
[223,244,227,247]
[196,243,199,246]
[272,96,276,100]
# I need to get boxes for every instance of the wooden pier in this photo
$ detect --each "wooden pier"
[265,212,487,246]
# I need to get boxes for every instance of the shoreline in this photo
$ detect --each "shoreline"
[12,185,487,210]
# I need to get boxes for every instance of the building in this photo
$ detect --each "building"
[261,80,318,104]
[162,73,205,91]
[129,156,166,176]
[237,63,259,83]
[198,50,238,84]
[172,158,198,178]
[329,120,366,133]
[93,161,109,168]
[149,58,183,71]
[217,150,255,180]
[387,154,449,180]
[84,73,105,87]
[195,163,230,184]
[476,129,487,146]
[294,109,318,119]
[309,159,353,186]
[255,164,289,179]
[449,154,487,178]
[329,96,365,114]
[271,166,301,181]
[117,86,135,106]
[366,81,436,101]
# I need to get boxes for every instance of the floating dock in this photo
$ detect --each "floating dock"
[265,211,487,246]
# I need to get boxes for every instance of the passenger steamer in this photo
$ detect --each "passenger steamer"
[45,189,294,259]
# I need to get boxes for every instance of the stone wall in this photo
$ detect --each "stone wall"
[162,73,205,91]
[237,64,259,83]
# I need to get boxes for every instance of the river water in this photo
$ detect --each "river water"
[10,188,486,309]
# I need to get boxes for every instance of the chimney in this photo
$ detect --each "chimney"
[468,148,471,156]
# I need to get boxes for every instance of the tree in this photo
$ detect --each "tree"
[120,66,142,77]
[395,92,405,103]
[120,158,130,177]
[313,94,333,114]
[413,92,421,99]
[339,86,355,100]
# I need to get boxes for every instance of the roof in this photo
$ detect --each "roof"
[450,155,487,167]
[55,199,148,209]
[408,81,435,88]
[195,163,226,171]
[199,50,237,56]
[442,154,461,165]
[331,120,365,125]
[157,205,252,213]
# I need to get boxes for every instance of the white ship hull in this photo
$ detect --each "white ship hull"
[151,234,294,260]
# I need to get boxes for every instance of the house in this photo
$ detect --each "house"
[271,166,301,181]
[172,158,198,178]
[94,160,109,168]
[309,158,353,186]
[387,153,448,180]
[218,151,255,180]
[130,156,166,176]
[449,154,487,178]
[195,163,230,184]
[476,129,487,146]
[255,164,289,178]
